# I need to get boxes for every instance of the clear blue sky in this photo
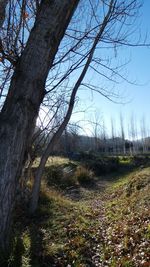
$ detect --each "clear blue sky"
[71,0,150,139]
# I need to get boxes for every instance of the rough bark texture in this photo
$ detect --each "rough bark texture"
[0,0,8,29]
[29,0,114,214]
[0,0,79,251]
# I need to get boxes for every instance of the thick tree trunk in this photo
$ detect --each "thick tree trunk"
[0,0,79,251]
[0,0,8,29]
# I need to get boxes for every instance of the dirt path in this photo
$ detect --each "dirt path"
[64,170,150,267]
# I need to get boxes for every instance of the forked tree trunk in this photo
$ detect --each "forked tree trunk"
[0,0,79,251]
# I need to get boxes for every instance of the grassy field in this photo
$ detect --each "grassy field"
[4,156,150,267]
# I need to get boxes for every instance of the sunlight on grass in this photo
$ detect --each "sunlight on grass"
[33,156,71,167]
[8,156,150,266]
[101,167,150,266]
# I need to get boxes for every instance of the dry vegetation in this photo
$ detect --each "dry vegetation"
[3,156,150,267]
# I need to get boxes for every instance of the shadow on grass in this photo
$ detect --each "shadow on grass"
[97,164,136,181]
[2,158,150,266]
[2,193,58,267]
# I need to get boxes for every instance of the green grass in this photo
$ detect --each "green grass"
[100,167,150,266]
[4,155,150,267]
[33,156,72,168]
[9,184,100,267]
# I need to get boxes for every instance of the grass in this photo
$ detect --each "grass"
[4,155,150,267]
[100,167,150,266]
[33,156,72,168]
[9,183,101,267]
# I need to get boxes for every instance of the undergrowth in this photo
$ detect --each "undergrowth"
[97,168,150,267]
[3,156,150,267]
[8,185,100,267]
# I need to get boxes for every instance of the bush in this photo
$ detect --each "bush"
[83,157,120,175]
[132,155,150,166]
[45,164,78,189]
[75,166,94,185]
[45,166,63,186]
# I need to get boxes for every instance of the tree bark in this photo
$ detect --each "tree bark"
[0,0,79,251]
[0,0,8,29]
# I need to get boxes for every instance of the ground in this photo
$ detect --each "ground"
[5,156,150,266]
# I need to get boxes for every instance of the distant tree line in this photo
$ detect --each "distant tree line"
[42,114,150,157]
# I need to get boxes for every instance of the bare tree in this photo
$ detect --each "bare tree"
[110,117,116,154]
[0,0,79,251]
[90,111,102,152]
[129,113,138,155]
[29,0,147,213]
[120,112,126,155]
[99,118,107,154]
[0,0,148,250]
[30,0,127,213]
[140,116,147,153]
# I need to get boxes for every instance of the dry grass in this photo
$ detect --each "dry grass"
[33,156,71,168]
[5,156,150,267]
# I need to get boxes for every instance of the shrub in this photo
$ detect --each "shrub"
[84,157,120,175]
[45,165,78,189]
[45,166,63,186]
[75,166,94,185]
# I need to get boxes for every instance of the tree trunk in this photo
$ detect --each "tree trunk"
[0,0,79,251]
[29,94,76,214]
[29,1,114,214]
[0,0,8,29]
